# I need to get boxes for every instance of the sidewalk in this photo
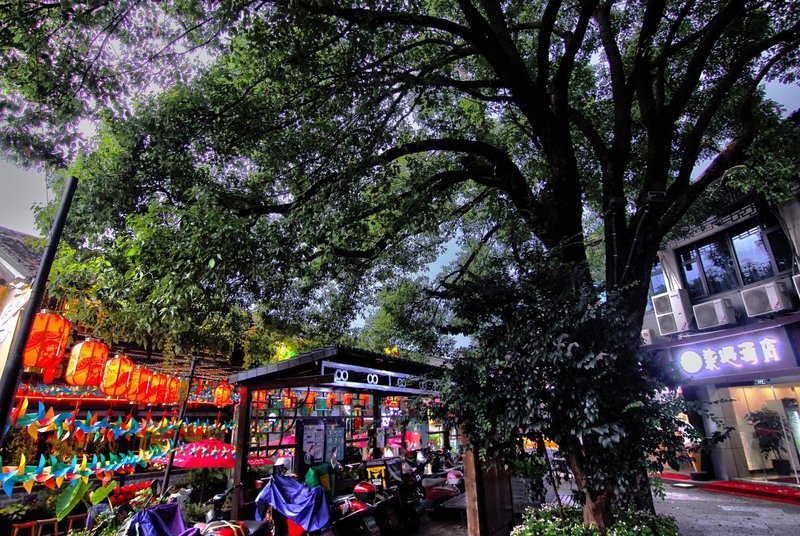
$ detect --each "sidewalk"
[655,480,800,536]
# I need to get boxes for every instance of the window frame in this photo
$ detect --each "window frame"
[677,218,792,299]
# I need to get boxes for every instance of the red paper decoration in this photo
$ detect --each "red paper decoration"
[213,382,233,407]
[145,373,169,405]
[304,391,317,410]
[65,339,109,386]
[100,355,134,396]
[166,376,181,405]
[343,393,354,406]
[283,393,297,409]
[23,312,71,383]
[126,367,153,403]
[359,394,370,406]
[326,392,336,409]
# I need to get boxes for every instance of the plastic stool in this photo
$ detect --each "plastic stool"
[66,513,87,532]
[10,521,36,536]
[35,518,59,536]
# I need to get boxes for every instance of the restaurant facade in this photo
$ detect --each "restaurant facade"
[642,193,800,483]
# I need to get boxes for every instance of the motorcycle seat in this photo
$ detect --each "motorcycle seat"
[421,477,447,488]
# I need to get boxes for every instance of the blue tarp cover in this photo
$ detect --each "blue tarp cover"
[122,502,188,536]
[256,475,331,531]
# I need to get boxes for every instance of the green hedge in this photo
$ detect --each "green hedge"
[512,506,678,536]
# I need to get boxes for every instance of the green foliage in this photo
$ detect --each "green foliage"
[746,407,788,460]
[0,502,31,522]
[511,506,678,536]
[182,501,212,524]
[56,479,90,522]
[90,481,117,506]
[0,428,37,465]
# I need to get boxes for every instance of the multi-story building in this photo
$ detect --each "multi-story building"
[643,193,800,483]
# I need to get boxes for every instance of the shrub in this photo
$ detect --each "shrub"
[182,501,212,524]
[0,503,31,523]
[511,506,678,536]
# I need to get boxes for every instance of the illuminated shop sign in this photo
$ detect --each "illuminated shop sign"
[671,327,797,381]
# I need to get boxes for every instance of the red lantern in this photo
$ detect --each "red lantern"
[145,373,169,405]
[304,391,317,410]
[213,382,233,407]
[100,355,134,396]
[23,312,71,383]
[65,339,108,386]
[165,376,181,405]
[283,392,296,409]
[359,394,370,407]
[343,393,354,406]
[126,367,152,403]
[326,392,336,409]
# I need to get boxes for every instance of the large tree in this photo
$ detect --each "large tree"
[3,0,800,530]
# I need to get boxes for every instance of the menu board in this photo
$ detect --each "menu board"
[303,423,325,463]
[325,426,346,461]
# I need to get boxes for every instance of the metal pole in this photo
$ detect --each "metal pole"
[0,176,78,434]
[161,356,199,494]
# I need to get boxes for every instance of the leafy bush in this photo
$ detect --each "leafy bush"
[0,502,31,523]
[511,506,678,536]
[182,501,212,524]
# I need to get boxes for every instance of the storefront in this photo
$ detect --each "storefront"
[666,315,800,484]
[227,345,449,518]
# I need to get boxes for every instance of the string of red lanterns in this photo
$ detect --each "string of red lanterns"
[21,315,212,406]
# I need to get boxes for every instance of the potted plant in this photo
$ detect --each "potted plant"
[746,407,792,475]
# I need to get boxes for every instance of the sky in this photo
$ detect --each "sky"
[0,159,48,236]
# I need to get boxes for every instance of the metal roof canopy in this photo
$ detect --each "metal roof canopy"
[229,345,443,396]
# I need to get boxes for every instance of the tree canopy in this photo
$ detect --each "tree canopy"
[3,0,800,530]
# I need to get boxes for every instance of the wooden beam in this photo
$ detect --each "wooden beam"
[231,385,251,520]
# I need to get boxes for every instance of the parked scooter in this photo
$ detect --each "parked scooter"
[201,483,273,536]
[420,468,464,514]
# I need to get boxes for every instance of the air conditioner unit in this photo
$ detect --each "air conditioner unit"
[741,281,792,317]
[651,289,693,336]
[641,329,655,346]
[693,298,737,330]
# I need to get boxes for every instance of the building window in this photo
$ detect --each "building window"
[645,263,666,312]
[677,220,793,299]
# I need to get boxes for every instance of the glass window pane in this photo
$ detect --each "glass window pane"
[698,238,739,294]
[732,226,775,284]
[768,229,794,273]
[651,272,667,295]
[682,260,705,299]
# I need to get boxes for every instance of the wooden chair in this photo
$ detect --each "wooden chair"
[66,513,87,533]
[10,521,36,536]
[35,518,59,536]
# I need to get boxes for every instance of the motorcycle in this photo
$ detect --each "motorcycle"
[201,483,274,536]
[420,468,464,515]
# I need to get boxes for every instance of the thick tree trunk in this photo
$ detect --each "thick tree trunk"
[584,490,613,533]
[567,440,614,533]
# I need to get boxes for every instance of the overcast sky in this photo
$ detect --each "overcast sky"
[0,159,48,236]
[0,83,797,237]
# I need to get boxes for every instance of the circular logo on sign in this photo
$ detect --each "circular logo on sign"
[367,374,378,384]
[334,369,349,382]
[679,350,703,374]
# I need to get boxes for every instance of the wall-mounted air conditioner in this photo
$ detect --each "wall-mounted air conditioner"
[652,289,693,336]
[641,329,655,346]
[693,298,737,330]
[741,281,791,317]
[792,274,800,298]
